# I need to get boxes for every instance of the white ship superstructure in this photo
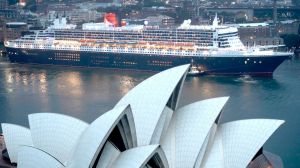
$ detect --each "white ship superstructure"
[6,15,259,56]
[4,14,292,76]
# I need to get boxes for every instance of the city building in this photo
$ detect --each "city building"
[0,17,5,42]
[277,0,293,6]
[167,0,184,7]
[46,5,103,26]
[0,0,8,9]
[242,37,284,47]
[0,9,21,20]
[142,6,176,16]
[67,10,103,25]
[36,0,42,4]
[236,23,272,39]
[47,3,74,12]
[3,22,28,41]
[144,15,175,27]
[1,65,284,167]
[226,22,285,47]
[278,20,300,35]
[122,0,139,6]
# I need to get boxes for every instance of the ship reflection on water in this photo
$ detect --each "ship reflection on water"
[38,73,47,94]
[119,76,136,96]
[56,72,84,97]
[0,63,152,121]
[3,68,47,93]
[118,75,147,96]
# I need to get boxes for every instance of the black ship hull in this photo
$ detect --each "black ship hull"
[6,47,290,76]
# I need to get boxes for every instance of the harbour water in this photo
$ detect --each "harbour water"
[0,56,299,167]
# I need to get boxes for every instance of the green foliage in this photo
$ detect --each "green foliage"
[175,7,191,23]
[8,0,17,5]
[254,10,273,21]
[143,0,166,7]
[292,0,300,6]
[281,34,300,49]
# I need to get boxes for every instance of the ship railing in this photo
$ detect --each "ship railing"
[10,43,202,56]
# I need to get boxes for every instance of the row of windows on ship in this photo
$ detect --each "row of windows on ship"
[13,43,216,50]
[69,30,217,34]
[53,53,80,62]
[30,30,237,42]
[19,48,201,57]
[16,47,220,56]
[53,29,216,35]
[52,36,216,44]
[20,36,215,42]
[51,37,216,45]
[52,33,216,38]
[57,39,215,44]
[51,53,173,67]
[28,32,238,43]
[30,35,216,42]
[19,34,217,42]
[92,60,173,67]
[51,32,237,38]
[15,42,216,51]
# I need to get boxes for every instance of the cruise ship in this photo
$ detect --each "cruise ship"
[4,14,293,76]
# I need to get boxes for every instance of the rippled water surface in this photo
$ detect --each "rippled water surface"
[0,56,299,167]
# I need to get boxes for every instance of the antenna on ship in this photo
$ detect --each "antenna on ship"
[212,13,218,29]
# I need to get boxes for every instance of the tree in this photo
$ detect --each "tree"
[8,0,17,5]
[281,34,300,49]
[292,0,300,6]
[143,0,165,7]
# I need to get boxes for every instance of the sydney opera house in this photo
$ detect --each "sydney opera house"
[1,64,284,168]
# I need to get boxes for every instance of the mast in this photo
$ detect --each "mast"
[212,13,219,49]
[212,13,218,29]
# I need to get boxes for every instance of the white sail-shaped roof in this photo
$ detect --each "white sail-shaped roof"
[115,64,189,146]
[96,141,121,168]
[194,124,218,168]
[17,146,64,168]
[200,125,225,168]
[151,106,173,144]
[1,123,33,163]
[111,144,168,168]
[201,119,284,168]
[28,113,88,166]
[160,97,229,168]
[68,105,136,168]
